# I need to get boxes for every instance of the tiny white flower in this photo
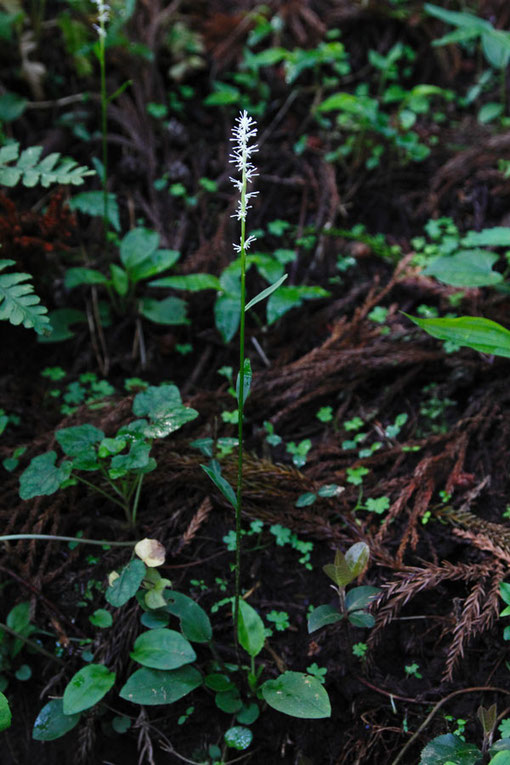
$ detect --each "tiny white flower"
[233,234,257,253]
[229,110,259,223]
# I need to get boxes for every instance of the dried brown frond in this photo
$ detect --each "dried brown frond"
[369,560,493,650]
[443,563,504,681]
[175,497,212,553]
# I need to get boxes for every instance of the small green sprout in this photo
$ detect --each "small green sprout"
[346,466,369,486]
[405,662,422,679]
[352,642,368,659]
[316,406,333,423]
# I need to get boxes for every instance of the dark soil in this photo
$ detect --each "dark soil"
[2,1,510,764]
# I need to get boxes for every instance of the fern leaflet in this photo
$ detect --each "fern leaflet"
[0,260,51,335]
[0,143,94,188]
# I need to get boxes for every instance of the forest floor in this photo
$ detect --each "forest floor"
[2,1,510,764]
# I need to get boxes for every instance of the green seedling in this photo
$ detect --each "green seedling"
[352,642,368,660]
[308,542,380,634]
[263,421,282,446]
[404,662,422,679]
[286,439,312,468]
[499,582,510,641]
[18,384,198,526]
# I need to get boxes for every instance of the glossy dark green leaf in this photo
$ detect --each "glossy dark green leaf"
[105,559,146,607]
[119,665,202,705]
[261,672,331,719]
[63,664,115,715]
[165,591,212,643]
[419,733,481,765]
[32,699,79,740]
[406,314,510,358]
[237,600,265,658]
[130,628,196,670]
[307,604,343,633]
[0,691,11,732]
[139,296,189,326]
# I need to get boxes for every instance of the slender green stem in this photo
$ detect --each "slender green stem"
[234,183,248,643]
[0,534,136,546]
[74,474,128,513]
[130,474,144,527]
[97,28,108,229]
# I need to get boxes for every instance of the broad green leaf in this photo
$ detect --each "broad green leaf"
[478,102,503,124]
[345,586,381,612]
[7,601,30,633]
[205,674,234,691]
[64,268,108,289]
[204,83,240,106]
[56,424,104,456]
[32,699,79,740]
[106,559,146,607]
[236,358,252,407]
[405,314,510,358]
[130,628,196,669]
[133,384,182,417]
[419,733,481,765]
[63,664,115,715]
[201,460,237,510]
[500,582,510,606]
[424,250,503,287]
[19,451,73,500]
[139,296,189,325]
[119,665,201,705]
[224,726,253,751]
[165,591,212,643]
[348,611,375,628]
[127,249,180,283]
[462,227,510,248]
[38,308,86,343]
[424,4,490,33]
[215,688,242,713]
[89,609,113,628]
[110,263,129,296]
[0,691,11,732]
[345,542,370,578]
[323,549,356,588]
[214,292,241,342]
[490,753,510,765]
[119,227,159,270]
[0,91,27,122]
[266,285,329,325]
[237,600,265,658]
[149,273,221,291]
[132,384,198,438]
[69,191,120,231]
[482,29,510,69]
[245,274,288,312]
[110,441,151,472]
[307,604,343,633]
[261,672,331,719]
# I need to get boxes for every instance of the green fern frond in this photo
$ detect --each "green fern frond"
[0,260,51,335]
[0,143,94,188]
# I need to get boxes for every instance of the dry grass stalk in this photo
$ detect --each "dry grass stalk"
[175,496,212,553]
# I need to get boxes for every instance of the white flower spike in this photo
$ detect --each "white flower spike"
[229,110,259,225]
[91,0,110,37]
